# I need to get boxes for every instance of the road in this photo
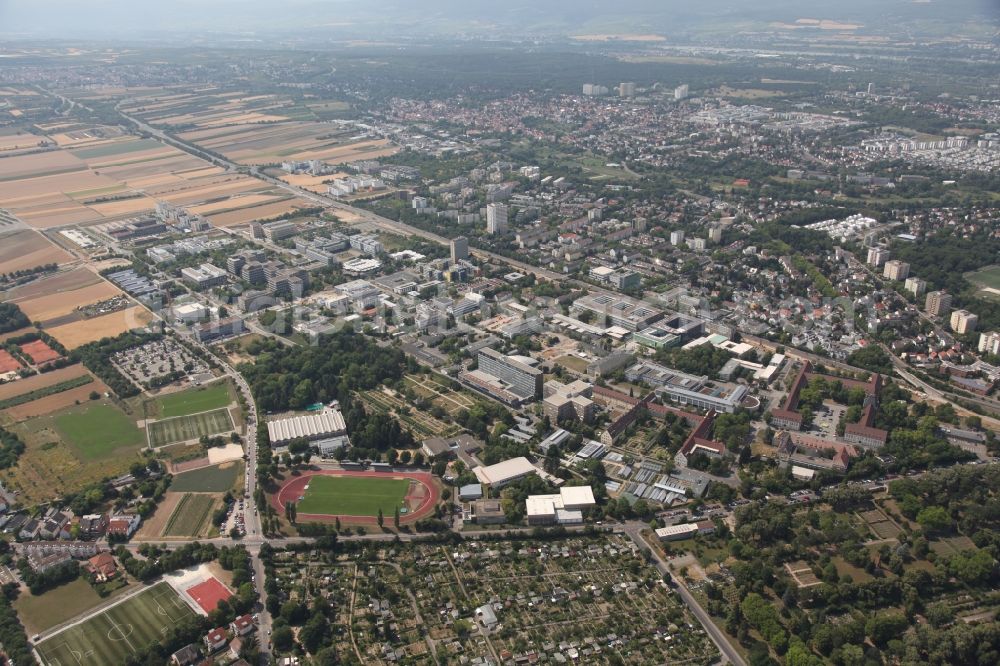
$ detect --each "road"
[622,522,746,666]
[184,335,274,659]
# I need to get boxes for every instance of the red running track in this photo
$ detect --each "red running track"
[271,470,440,525]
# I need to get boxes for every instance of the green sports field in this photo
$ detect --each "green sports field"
[296,475,409,516]
[147,408,234,447]
[53,403,144,460]
[34,582,195,666]
[157,383,231,418]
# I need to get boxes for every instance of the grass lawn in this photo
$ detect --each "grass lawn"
[162,493,217,537]
[157,383,231,418]
[967,265,1000,290]
[147,408,234,447]
[14,577,114,634]
[53,402,144,460]
[34,582,194,666]
[170,462,242,493]
[296,475,409,517]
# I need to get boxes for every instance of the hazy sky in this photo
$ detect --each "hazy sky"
[0,0,995,40]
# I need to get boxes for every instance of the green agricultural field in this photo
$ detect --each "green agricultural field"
[162,493,217,537]
[157,383,231,418]
[147,408,234,447]
[296,475,409,517]
[170,462,242,493]
[53,402,144,460]
[34,581,195,666]
[70,138,163,160]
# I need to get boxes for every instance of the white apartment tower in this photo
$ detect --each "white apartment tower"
[486,203,508,235]
[978,332,1000,356]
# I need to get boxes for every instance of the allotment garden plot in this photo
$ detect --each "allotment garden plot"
[34,582,195,666]
[268,534,719,665]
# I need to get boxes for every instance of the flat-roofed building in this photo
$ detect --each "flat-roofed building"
[194,316,245,342]
[524,486,595,525]
[181,263,229,289]
[470,499,506,524]
[950,309,979,334]
[262,220,297,242]
[543,379,595,424]
[267,409,347,447]
[634,326,681,350]
[571,293,663,331]
[475,347,543,401]
[904,277,927,297]
[626,361,748,413]
[883,260,910,281]
[926,290,953,317]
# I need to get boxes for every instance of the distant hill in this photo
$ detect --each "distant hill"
[0,0,995,40]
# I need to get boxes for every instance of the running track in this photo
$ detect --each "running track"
[272,470,440,525]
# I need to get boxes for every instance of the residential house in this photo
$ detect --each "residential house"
[205,627,228,653]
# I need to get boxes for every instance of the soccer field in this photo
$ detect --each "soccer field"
[157,383,231,418]
[296,475,410,517]
[147,408,234,446]
[53,402,144,460]
[34,582,195,666]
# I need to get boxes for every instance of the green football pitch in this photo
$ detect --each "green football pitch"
[34,582,195,666]
[53,403,144,460]
[156,383,231,418]
[296,475,410,516]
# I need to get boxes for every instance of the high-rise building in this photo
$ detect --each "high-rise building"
[904,277,926,297]
[708,226,723,243]
[619,82,636,98]
[451,236,469,263]
[486,203,508,235]
[674,84,689,101]
[867,247,890,267]
[883,260,910,281]
[950,309,979,334]
[582,83,609,96]
[978,331,1000,356]
[477,347,543,400]
[925,290,953,317]
[670,230,685,246]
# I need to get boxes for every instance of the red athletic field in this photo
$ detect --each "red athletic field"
[272,470,440,525]
[0,349,21,373]
[20,340,60,364]
[186,577,233,614]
